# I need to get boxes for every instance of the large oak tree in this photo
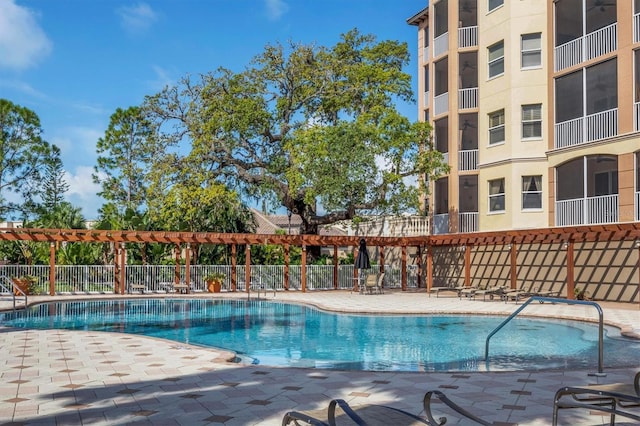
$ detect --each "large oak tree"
[144,29,447,237]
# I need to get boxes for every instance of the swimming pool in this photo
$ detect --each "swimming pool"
[1,298,637,372]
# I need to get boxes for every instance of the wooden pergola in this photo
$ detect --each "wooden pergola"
[1,222,639,300]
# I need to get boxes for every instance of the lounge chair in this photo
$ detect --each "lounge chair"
[503,284,536,303]
[532,283,561,298]
[459,283,484,299]
[428,284,460,298]
[282,390,490,425]
[553,371,640,425]
[472,285,506,301]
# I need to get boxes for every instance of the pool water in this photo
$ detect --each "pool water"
[1,299,637,372]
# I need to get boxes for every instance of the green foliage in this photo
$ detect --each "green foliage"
[0,99,53,219]
[142,29,447,238]
[39,145,69,211]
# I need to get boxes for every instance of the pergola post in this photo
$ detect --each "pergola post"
[401,245,407,291]
[283,244,290,291]
[332,245,338,290]
[49,242,56,295]
[231,244,237,292]
[301,245,307,292]
[567,240,575,299]
[245,245,251,292]
[510,242,517,290]
[185,243,191,293]
[119,243,126,294]
[426,245,433,292]
[465,245,471,287]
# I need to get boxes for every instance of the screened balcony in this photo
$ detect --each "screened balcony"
[458,52,478,110]
[434,117,449,166]
[554,59,618,149]
[434,58,449,116]
[458,0,477,48]
[459,175,478,233]
[635,12,640,43]
[554,0,617,72]
[555,155,619,226]
[433,177,449,235]
[433,0,449,58]
[458,113,478,171]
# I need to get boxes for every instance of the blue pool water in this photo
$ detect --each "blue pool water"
[1,299,637,372]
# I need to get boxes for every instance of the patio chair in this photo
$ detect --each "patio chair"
[472,285,506,301]
[459,283,484,299]
[282,390,490,426]
[364,273,384,295]
[552,371,640,425]
[502,284,535,303]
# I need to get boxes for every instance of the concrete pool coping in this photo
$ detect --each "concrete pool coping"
[1,290,639,425]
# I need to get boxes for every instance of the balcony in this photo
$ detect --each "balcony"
[635,102,640,131]
[636,191,640,221]
[434,92,449,116]
[554,23,617,72]
[423,91,430,108]
[433,32,449,58]
[458,149,478,171]
[554,108,618,149]
[432,214,449,234]
[350,216,430,237]
[635,13,640,43]
[458,26,478,48]
[458,88,478,110]
[458,212,478,233]
[555,194,619,226]
[423,46,430,62]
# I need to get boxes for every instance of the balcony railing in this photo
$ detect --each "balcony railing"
[432,214,449,234]
[554,108,618,149]
[458,26,478,48]
[423,46,430,62]
[554,23,617,72]
[458,212,478,233]
[423,90,430,108]
[433,32,449,58]
[635,102,640,131]
[458,149,478,171]
[351,216,430,237]
[636,191,640,221]
[458,87,478,109]
[635,13,640,43]
[555,194,619,226]
[434,92,449,116]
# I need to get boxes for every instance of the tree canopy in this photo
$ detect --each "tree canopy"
[143,29,447,235]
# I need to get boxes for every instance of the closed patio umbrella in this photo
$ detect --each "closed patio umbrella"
[354,239,370,292]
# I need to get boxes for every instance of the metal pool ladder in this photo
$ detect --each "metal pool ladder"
[484,296,604,375]
[0,275,27,311]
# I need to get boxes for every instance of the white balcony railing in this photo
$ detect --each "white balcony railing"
[458,212,478,233]
[434,92,449,116]
[554,23,617,72]
[433,32,449,58]
[458,26,478,48]
[432,214,449,234]
[554,108,618,149]
[423,46,430,62]
[636,191,640,221]
[349,216,430,237]
[635,13,640,43]
[458,149,478,171]
[634,102,640,132]
[458,87,478,109]
[555,194,619,226]
[423,90,430,108]
[441,152,449,166]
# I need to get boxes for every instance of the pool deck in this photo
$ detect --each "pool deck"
[0,290,638,425]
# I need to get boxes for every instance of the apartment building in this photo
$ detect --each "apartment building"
[408,0,640,234]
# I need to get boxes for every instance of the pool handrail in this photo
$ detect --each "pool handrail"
[484,296,604,374]
[0,275,26,311]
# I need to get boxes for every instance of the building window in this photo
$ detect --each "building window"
[489,178,505,212]
[522,104,542,139]
[488,41,504,78]
[488,109,505,145]
[489,0,504,12]
[522,176,542,210]
[521,33,541,68]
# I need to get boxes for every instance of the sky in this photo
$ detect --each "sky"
[0,0,426,220]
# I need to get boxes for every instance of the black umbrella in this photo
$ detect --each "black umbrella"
[355,238,370,270]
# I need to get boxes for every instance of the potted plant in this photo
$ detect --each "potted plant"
[574,287,589,300]
[11,275,39,295]
[204,272,225,293]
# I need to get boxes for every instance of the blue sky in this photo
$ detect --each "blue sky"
[0,0,425,219]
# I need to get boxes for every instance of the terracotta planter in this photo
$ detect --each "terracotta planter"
[207,280,222,293]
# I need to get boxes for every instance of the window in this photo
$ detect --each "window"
[522,104,542,139]
[521,33,541,68]
[488,109,505,145]
[489,0,504,12]
[489,178,505,212]
[522,176,542,210]
[488,41,504,78]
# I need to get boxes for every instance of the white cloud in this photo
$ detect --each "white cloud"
[66,166,104,219]
[0,0,52,70]
[0,78,47,98]
[147,65,174,91]
[116,3,158,33]
[264,0,288,21]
